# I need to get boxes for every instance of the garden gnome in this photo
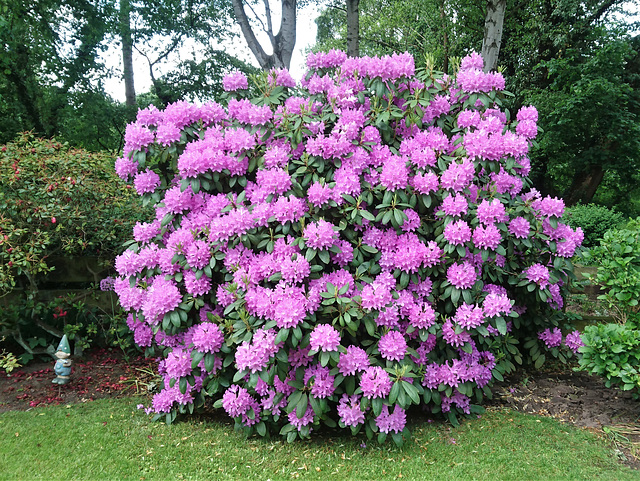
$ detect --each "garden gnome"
[52,335,72,385]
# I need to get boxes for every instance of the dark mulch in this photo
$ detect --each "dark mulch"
[489,365,640,470]
[0,348,157,413]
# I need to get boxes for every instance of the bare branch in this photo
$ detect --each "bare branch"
[263,0,275,38]
[232,0,271,68]
[245,0,272,39]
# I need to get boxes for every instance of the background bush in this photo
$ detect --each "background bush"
[581,218,640,323]
[0,132,152,361]
[578,218,640,397]
[579,322,640,399]
[563,204,625,248]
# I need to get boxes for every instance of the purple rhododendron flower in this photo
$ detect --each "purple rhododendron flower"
[564,330,584,353]
[509,217,531,238]
[482,292,512,317]
[539,327,563,348]
[338,345,370,376]
[288,405,315,431]
[165,348,192,379]
[223,72,248,91]
[235,329,280,373]
[376,405,406,434]
[304,219,337,249]
[222,385,255,417]
[444,220,472,245]
[447,262,478,289]
[115,157,138,180]
[408,302,436,329]
[309,324,341,352]
[360,366,392,399]
[378,330,408,361]
[454,303,485,329]
[141,277,182,324]
[304,365,335,398]
[525,263,550,288]
[473,224,502,250]
[191,322,224,354]
[440,194,468,217]
[337,394,365,427]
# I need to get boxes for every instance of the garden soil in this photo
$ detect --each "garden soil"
[1,351,638,469]
[0,348,157,413]
[489,365,640,470]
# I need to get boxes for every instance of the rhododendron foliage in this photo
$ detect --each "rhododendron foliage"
[113,52,583,445]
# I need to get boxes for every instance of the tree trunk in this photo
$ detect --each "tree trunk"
[481,0,506,72]
[440,0,449,74]
[119,0,136,106]
[231,0,297,70]
[346,0,360,57]
[564,164,605,206]
[6,42,46,135]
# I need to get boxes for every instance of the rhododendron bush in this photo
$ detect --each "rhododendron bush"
[113,50,584,444]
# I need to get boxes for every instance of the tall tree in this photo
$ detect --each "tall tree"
[126,0,247,106]
[481,0,506,72]
[119,0,136,106]
[528,29,640,207]
[231,0,297,70]
[313,0,638,211]
[314,0,484,72]
[496,0,636,206]
[0,0,111,141]
[346,0,360,57]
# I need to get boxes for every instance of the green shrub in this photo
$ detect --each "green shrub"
[578,218,640,397]
[114,52,584,442]
[0,132,152,360]
[563,204,625,248]
[581,217,640,323]
[578,323,640,398]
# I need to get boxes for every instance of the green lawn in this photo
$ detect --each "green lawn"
[0,398,636,480]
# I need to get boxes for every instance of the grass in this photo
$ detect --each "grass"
[0,398,636,480]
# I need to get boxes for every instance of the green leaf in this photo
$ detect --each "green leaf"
[296,393,308,419]
[372,397,383,417]
[402,381,420,405]
[204,353,216,373]
[393,209,405,226]
[191,350,205,369]
[275,328,289,344]
[450,288,460,305]
[360,209,376,221]
[318,250,330,264]
[495,317,507,335]
[389,382,400,404]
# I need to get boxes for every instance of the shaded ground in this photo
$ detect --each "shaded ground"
[489,365,640,469]
[1,351,638,469]
[0,348,157,413]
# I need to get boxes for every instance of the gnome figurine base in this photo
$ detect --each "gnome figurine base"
[52,335,72,385]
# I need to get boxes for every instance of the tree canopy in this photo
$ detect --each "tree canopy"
[0,0,258,151]
[313,0,640,213]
